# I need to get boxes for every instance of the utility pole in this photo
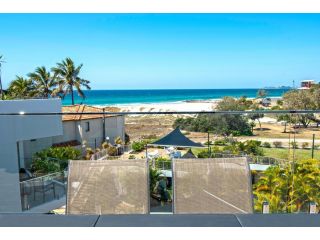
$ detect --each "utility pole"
[311,134,315,159]
[102,107,106,142]
[207,131,210,154]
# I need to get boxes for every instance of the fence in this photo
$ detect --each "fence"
[20,172,66,211]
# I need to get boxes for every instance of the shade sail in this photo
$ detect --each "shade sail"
[66,159,149,215]
[173,157,253,214]
[149,127,204,148]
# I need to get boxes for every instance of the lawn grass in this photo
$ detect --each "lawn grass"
[262,147,320,161]
[191,146,320,161]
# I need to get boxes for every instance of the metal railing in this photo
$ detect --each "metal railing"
[20,172,66,211]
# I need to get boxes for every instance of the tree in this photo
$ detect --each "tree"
[253,159,320,213]
[174,97,253,136]
[257,89,268,99]
[249,108,264,130]
[174,114,252,136]
[28,66,59,98]
[282,89,320,128]
[7,76,36,99]
[52,57,91,105]
[0,55,5,100]
[249,121,256,132]
[216,96,247,111]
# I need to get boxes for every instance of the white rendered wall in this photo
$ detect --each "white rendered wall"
[105,115,125,144]
[0,99,62,212]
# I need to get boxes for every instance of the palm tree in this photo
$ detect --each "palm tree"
[253,159,320,213]
[52,58,90,105]
[8,76,36,99]
[0,55,5,100]
[257,89,267,99]
[28,66,58,98]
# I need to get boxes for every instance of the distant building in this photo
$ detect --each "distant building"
[299,80,316,89]
[261,98,271,107]
[23,104,125,166]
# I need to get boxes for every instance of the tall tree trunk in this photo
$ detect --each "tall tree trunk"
[71,85,74,105]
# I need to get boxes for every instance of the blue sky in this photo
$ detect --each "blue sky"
[0,14,319,89]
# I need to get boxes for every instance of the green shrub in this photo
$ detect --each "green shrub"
[262,142,271,148]
[31,146,81,174]
[128,155,136,159]
[290,142,299,149]
[115,136,123,145]
[222,140,263,156]
[291,141,299,149]
[273,141,282,148]
[302,142,309,149]
[101,142,109,149]
[107,146,118,156]
[197,150,211,158]
[211,146,222,153]
[242,140,263,156]
[31,159,61,175]
[132,141,146,152]
[214,139,227,146]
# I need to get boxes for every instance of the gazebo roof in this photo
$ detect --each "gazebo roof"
[182,149,197,158]
[149,127,204,148]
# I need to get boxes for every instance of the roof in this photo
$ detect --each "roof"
[301,80,315,82]
[150,127,204,148]
[62,105,121,121]
[182,149,197,158]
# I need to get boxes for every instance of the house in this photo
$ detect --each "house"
[299,80,316,89]
[22,104,125,166]
[0,99,63,212]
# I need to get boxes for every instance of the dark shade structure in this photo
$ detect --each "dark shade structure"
[182,149,196,158]
[149,127,204,148]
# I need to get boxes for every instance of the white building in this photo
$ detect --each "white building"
[22,104,125,167]
[299,80,316,89]
[0,99,63,212]
[0,100,125,212]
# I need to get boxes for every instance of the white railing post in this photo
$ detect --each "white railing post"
[309,202,317,214]
[262,201,269,214]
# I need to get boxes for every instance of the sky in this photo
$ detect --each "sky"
[0,14,319,90]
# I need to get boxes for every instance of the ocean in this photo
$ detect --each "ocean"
[61,88,290,106]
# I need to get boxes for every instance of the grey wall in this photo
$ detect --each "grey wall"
[0,99,62,212]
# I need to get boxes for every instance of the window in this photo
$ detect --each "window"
[85,122,90,132]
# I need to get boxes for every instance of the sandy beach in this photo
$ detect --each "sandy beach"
[101,97,280,113]
[111,100,217,112]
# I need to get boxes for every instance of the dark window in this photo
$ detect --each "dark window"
[85,122,90,132]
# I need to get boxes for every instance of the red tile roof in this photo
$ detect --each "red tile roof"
[62,105,121,121]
